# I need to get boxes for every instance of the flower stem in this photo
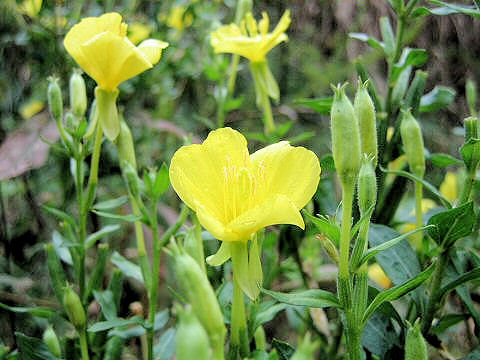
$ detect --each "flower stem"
[414,181,426,257]
[261,90,275,135]
[231,274,249,357]
[459,170,475,204]
[79,329,90,360]
[339,184,355,280]
[227,54,240,97]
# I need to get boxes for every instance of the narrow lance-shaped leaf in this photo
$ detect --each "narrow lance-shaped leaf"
[261,288,341,309]
[439,266,480,300]
[363,264,435,323]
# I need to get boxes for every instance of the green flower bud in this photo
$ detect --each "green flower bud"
[465,116,479,142]
[47,77,63,123]
[116,120,137,170]
[69,70,87,117]
[64,112,77,132]
[95,87,119,141]
[466,79,477,116]
[176,306,211,360]
[234,0,253,24]
[316,234,339,264]
[63,287,86,330]
[400,109,425,178]
[357,157,377,215]
[174,251,226,358]
[42,326,61,358]
[254,325,266,351]
[330,83,362,186]
[462,116,480,172]
[405,321,428,360]
[354,81,378,166]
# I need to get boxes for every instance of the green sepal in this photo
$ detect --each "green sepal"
[250,61,280,106]
[95,87,119,141]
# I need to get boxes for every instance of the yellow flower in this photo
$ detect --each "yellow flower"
[368,263,392,289]
[169,128,320,242]
[210,10,291,63]
[64,13,168,91]
[166,5,193,32]
[128,22,151,45]
[19,100,44,120]
[440,171,458,203]
[21,0,42,18]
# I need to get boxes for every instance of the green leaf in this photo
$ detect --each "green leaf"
[392,48,428,82]
[427,202,476,248]
[363,263,435,323]
[432,314,470,334]
[110,310,169,339]
[391,66,412,110]
[349,33,385,52]
[356,225,434,270]
[419,86,456,112]
[92,196,129,211]
[362,312,399,357]
[461,138,480,171]
[440,266,480,300]
[302,211,340,245]
[429,153,463,168]
[154,328,176,360]
[91,210,142,222]
[261,288,341,308]
[379,17,395,57]
[15,332,60,360]
[111,251,143,283]
[252,301,288,331]
[52,231,73,265]
[380,166,452,208]
[271,338,295,360]
[42,204,76,227]
[413,0,480,18]
[88,317,143,332]
[0,303,55,318]
[293,97,332,114]
[153,163,170,198]
[93,290,117,321]
[319,154,335,172]
[85,224,121,249]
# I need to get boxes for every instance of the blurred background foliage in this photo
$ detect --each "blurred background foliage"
[0,0,479,355]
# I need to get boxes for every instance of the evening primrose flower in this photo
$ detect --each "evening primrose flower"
[210,10,291,64]
[64,12,168,140]
[166,5,193,32]
[21,0,42,18]
[169,127,320,243]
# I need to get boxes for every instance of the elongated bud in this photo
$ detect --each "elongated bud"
[330,83,361,186]
[316,234,339,264]
[466,79,477,116]
[357,157,377,215]
[354,81,378,166]
[43,326,61,357]
[234,0,253,24]
[405,321,428,360]
[465,116,479,142]
[176,306,211,360]
[400,109,425,178]
[174,251,226,357]
[95,87,119,141]
[116,120,137,170]
[48,77,63,123]
[70,70,87,117]
[63,287,86,330]
[462,116,480,172]
[183,219,206,273]
[254,326,266,351]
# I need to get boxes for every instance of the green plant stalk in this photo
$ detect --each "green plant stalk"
[76,154,87,303]
[130,197,151,290]
[459,169,476,204]
[231,274,249,357]
[414,181,426,256]
[344,314,363,360]
[339,184,355,280]
[79,328,90,360]
[227,54,240,97]
[353,222,370,326]
[147,203,160,360]
[260,90,275,135]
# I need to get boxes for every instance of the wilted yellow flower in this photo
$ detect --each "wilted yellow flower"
[368,263,392,289]
[128,22,151,45]
[169,127,320,242]
[166,5,193,31]
[64,13,168,92]
[21,0,42,18]
[440,171,458,203]
[19,100,44,120]
[210,10,291,63]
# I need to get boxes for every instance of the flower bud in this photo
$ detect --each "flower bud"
[462,116,480,172]
[95,87,119,141]
[63,287,86,330]
[466,79,477,116]
[43,326,61,357]
[47,77,63,123]
[400,109,425,178]
[357,157,377,215]
[354,81,378,166]
[234,0,253,24]
[464,116,479,142]
[316,234,339,264]
[330,83,362,186]
[176,306,211,360]
[69,70,87,117]
[405,321,427,360]
[174,251,226,357]
[116,120,137,170]
[254,325,266,351]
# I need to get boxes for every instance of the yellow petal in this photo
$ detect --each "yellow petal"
[128,22,151,45]
[251,141,320,209]
[440,171,458,202]
[368,263,392,289]
[258,12,269,35]
[138,39,169,65]
[226,194,304,242]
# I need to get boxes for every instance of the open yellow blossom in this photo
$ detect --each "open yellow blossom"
[210,10,291,63]
[64,12,168,92]
[169,127,320,243]
[166,5,193,32]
